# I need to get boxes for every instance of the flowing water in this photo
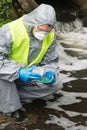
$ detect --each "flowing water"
[44,19,87,130]
[0,19,87,130]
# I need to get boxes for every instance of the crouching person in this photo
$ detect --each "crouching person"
[0,4,63,123]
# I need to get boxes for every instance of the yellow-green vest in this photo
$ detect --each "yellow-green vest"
[8,17,54,67]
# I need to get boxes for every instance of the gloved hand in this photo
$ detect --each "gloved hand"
[41,71,55,85]
[18,66,42,82]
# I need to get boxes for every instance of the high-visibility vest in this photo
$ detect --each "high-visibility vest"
[8,17,54,66]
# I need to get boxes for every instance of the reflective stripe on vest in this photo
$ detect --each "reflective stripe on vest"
[8,17,54,66]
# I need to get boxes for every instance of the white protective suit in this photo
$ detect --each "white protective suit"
[0,4,63,114]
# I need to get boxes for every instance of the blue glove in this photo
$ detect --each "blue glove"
[41,71,55,85]
[18,66,42,82]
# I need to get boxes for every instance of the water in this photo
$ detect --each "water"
[44,19,87,130]
[0,19,87,130]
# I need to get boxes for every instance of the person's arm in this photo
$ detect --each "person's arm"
[0,25,23,82]
[39,35,59,83]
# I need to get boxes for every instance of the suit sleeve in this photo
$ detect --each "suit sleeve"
[39,35,59,82]
[0,25,24,82]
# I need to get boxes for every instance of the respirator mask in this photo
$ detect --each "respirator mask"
[33,31,48,40]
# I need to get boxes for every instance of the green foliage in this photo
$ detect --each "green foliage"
[7,0,12,3]
[0,0,12,3]
[0,18,12,27]
[0,0,13,26]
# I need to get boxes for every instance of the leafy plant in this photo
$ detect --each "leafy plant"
[0,0,13,26]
